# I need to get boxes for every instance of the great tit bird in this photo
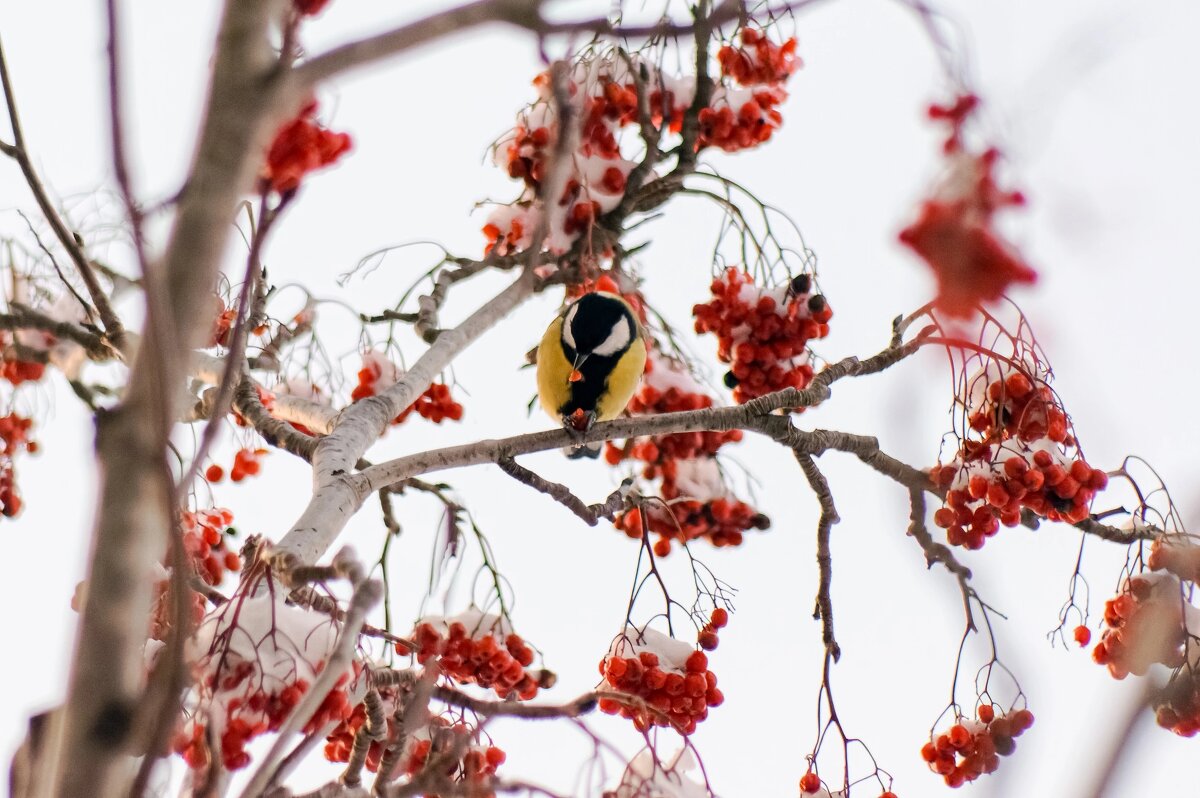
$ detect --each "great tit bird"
[536,291,647,456]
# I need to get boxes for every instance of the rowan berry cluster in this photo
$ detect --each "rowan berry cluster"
[1154,670,1200,738]
[604,351,743,468]
[261,99,352,195]
[486,33,799,257]
[395,382,464,424]
[0,355,45,386]
[1092,573,1187,680]
[182,508,240,586]
[176,667,352,770]
[898,95,1036,317]
[396,721,506,796]
[930,365,1105,549]
[598,625,725,736]
[692,268,831,405]
[1148,536,1200,582]
[615,487,770,556]
[920,706,1034,788]
[0,413,35,518]
[350,351,464,425]
[699,29,798,152]
[406,613,543,700]
[717,28,800,86]
[177,594,352,771]
[324,682,402,772]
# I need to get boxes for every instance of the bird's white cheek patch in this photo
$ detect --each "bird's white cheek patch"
[593,321,631,357]
[562,304,578,351]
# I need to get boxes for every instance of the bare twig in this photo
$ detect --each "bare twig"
[496,456,600,526]
[795,453,841,662]
[0,37,124,342]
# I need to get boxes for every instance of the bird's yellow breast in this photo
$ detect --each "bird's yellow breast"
[535,313,647,423]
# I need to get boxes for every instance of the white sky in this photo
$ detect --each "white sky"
[0,0,1197,796]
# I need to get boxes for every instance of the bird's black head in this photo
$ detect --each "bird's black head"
[561,292,635,360]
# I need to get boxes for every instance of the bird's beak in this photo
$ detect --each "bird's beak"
[569,353,589,383]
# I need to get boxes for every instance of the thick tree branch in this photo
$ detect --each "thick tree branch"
[276,268,537,566]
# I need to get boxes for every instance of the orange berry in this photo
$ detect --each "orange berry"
[799,772,821,793]
[1073,625,1091,647]
[205,464,224,482]
[977,704,995,724]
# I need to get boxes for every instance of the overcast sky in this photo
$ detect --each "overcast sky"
[0,1,1197,796]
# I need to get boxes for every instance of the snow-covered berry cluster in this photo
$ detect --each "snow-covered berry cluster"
[614,457,770,556]
[692,269,831,405]
[598,626,724,736]
[0,413,35,518]
[261,99,351,195]
[920,706,1034,788]
[1148,536,1200,583]
[486,33,799,258]
[406,611,543,700]
[1092,573,1188,680]
[930,364,1105,549]
[175,593,353,771]
[604,350,743,467]
[898,95,1036,317]
[350,350,463,425]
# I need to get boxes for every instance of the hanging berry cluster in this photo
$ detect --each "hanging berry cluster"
[406,612,543,700]
[329,715,505,795]
[603,350,743,467]
[598,625,725,736]
[930,364,1106,549]
[261,99,352,195]
[149,508,238,641]
[0,413,35,518]
[176,592,354,771]
[604,350,766,555]
[0,352,45,386]
[1092,573,1188,681]
[898,95,1036,317]
[182,508,240,586]
[485,30,799,258]
[693,269,831,405]
[350,350,464,425]
[920,706,1034,788]
[701,28,798,152]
